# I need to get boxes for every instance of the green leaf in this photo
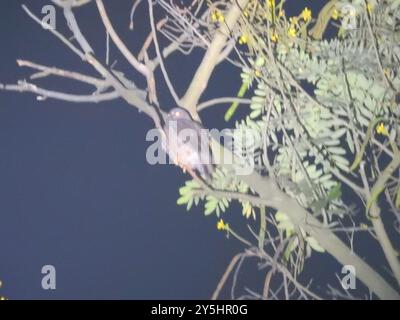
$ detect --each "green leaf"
[346,130,355,154]
[331,154,350,166]
[177,195,191,205]
[275,211,289,222]
[356,73,371,90]
[350,117,383,171]
[250,109,262,119]
[186,198,193,211]
[306,237,325,253]
[275,212,295,235]
[369,83,386,100]
[221,197,229,207]
[225,79,251,121]
[204,196,218,215]
[255,56,265,67]
[330,128,347,140]
[283,236,299,261]
[396,185,400,209]
[328,146,346,155]
[327,183,342,201]
[251,96,265,104]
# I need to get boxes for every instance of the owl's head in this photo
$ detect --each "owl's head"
[167,107,191,121]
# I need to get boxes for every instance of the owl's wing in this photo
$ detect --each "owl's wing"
[178,119,213,178]
[163,118,213,178]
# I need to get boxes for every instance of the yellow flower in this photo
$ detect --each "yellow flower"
[384,68,392,78]
[271,31,278,42]
[255,70,262,78]
[242,201,255,219]
[332,8,339,20]
[289,16,298,25]
[267,0,275,8]
[238,34,248,45]
[301,7,312,22]
[360,223,368,230]
[211,10,224,23]
[279,9,285,17]
[376,123,389,136]
[217,219,229,231]
[367,2,374,14]
[243,10,249,18]
[288,26,297,38]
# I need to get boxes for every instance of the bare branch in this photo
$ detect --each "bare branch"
[16,59,108,89]
[21,5,85,60]
[95,0,149,77]
[211,253,242,300]
[1,81,119,103]
[181,0,250,116]
[147,0,181,107]
[197,97,252,111]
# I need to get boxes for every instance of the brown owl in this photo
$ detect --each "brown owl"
[162,108,213,180]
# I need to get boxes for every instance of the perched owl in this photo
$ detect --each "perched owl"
[162,107,213,180]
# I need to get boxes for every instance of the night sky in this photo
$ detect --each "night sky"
[0,0,392,299]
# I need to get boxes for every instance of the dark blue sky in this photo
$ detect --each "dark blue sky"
[0,0,388,299]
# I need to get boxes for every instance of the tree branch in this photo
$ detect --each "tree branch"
[181,0,249,117]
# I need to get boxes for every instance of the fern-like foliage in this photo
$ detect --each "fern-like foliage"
[176,0,400,273]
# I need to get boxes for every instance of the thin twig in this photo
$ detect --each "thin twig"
[211,253,242,300]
